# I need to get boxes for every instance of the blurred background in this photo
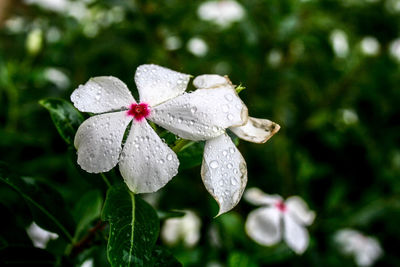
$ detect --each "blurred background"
[1,0,400,266]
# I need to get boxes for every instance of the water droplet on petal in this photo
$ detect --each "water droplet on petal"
[210,160,219,169]
[166,153,173,161]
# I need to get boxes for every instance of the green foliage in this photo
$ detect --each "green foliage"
[39,98,84,145]
[0,163,75,242]
[102,183,160,267]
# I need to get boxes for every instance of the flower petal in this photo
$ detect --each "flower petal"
[286,196,316,226]
[71,76,135,113]
[283,213,309,254]
[245,207,282,246]
[135,64,191,107]
[74,111,132,173]
[201,133,247,216]
[119,120,179,193]
[230,117,280,144]
[149,87,248,141]
[244,187,283,206]
[193,74,231,89]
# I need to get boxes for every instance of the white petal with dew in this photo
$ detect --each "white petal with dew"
[283,213,309,254]
[71,76,135,113]
[119,120,179,193]
[193,74,231,89]
[149,87,248,141]
[135,64,190,107]
[230,117,280,144]
[74,111,131,173]
[286,196,315,226]
[245,207,282,246]
[201,133,247,216]
[244,187,282,206]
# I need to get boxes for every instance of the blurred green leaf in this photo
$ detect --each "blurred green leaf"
[157,210,186,220]
[152,246,182,267]
[73,190,103,241]
[102,183,160,267]
[39,98,84,145]
[0,163,75,242]
[228,251,258,267]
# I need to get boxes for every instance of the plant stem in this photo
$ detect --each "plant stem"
[100,173,112,188]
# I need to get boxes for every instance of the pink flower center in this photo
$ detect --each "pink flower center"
[275,201,287,212]
[127,103,150,121]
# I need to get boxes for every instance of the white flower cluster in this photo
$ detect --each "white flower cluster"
[70,64,280,215]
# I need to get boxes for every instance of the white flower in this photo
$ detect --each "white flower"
[244,188,315,254]
[71,64,247,193]
[187,37,208,57]
[161,210,201,247]
[334,229,383,267]
[197,0,245,28]
[193,75,280,215]
[330,29,349,58]
[26,222,59,249]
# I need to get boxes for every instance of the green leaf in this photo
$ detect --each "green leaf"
[102,184,160,267]
[228,251,258,267]
[152,246,182,267]
[177,142,205,170]
[72,190,103,241]
[157,210,185,220]
[0,163,75,242]
[39,98,84,145]
[0,247,56,266]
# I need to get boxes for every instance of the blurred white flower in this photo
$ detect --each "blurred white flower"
[267,49,283,67]
[334,229,383,266]
[341,108,359,125]
[389,38,400,62]
[244,188,315,254]
[193,75,280,215]
[165,36,182,51]
[330,29,349,58]
[72,64,245,193]
[5,17,25,33]
[161,210,201,247]
[24,0,69,12]
[360,37,380,56]
[187,37,208,57]
[26,222,59,249]
[80,258,94,267]
[197,0,245,28]
[44,67,70,89]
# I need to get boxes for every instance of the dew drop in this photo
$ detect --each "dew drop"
[166,153,173,161]
[222,150,228,156]
[190,107,197,114]
[227,114,234,120]
[222,104,229,112]
[227,163,233,169]
[229,147,235,154]
[210,160,219,169]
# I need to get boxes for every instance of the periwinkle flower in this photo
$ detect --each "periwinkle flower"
[244,188,315,254]
[71,64,247,193]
